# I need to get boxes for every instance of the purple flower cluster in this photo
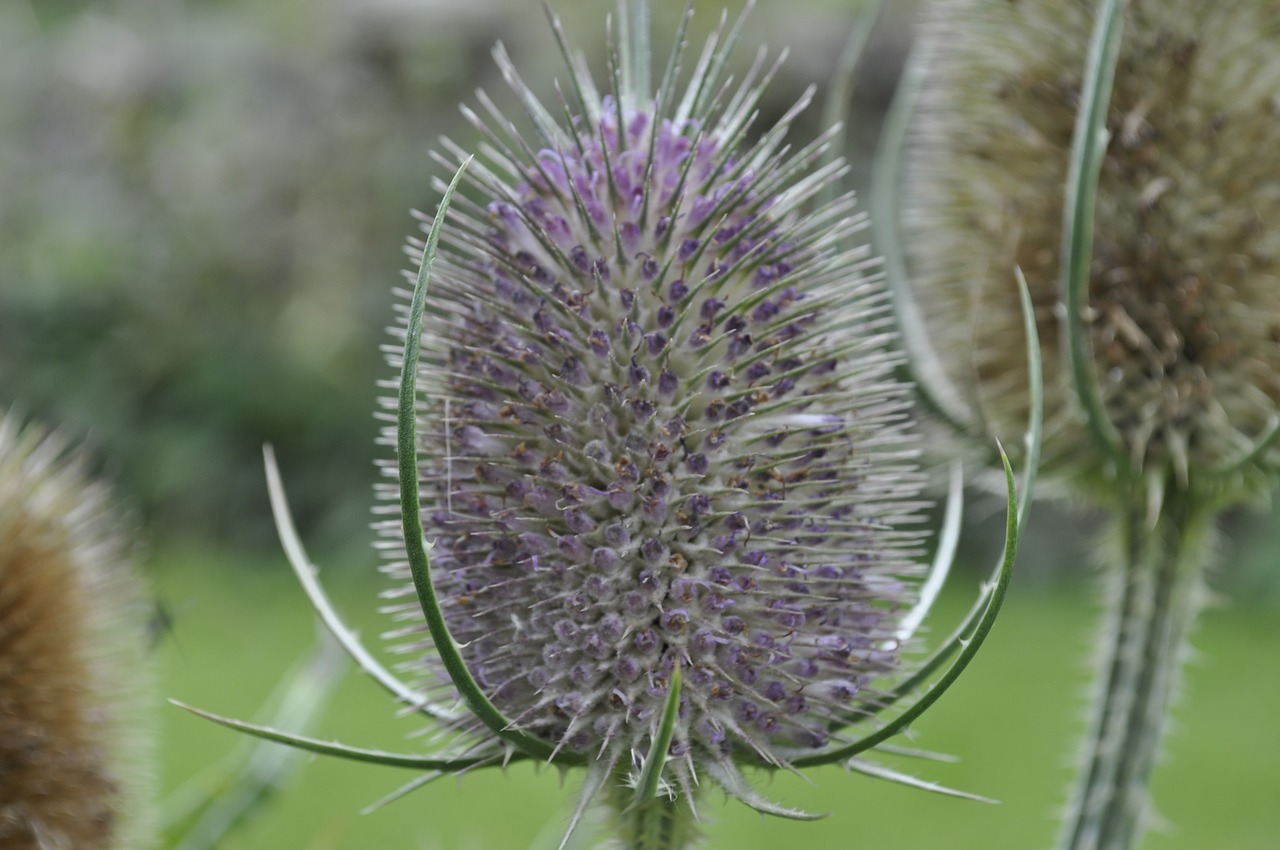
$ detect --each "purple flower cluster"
[377,8,924,797]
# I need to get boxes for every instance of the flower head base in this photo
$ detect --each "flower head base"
[900,0,1280,503]
[376,0,931,806]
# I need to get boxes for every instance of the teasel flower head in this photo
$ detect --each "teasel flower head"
[196,3,1027,847]
[0,412,155,850]
[378,0,932,806]
[897,0,1280,507]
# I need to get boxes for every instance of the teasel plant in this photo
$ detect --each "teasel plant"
[0,411,156,849]
[0,407,348,850]
[886,1,1280,848]
[178,2,1043,848]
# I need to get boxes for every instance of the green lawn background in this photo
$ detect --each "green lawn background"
[156,546,1279,850]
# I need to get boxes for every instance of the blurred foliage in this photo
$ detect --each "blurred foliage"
[0,0,877,554]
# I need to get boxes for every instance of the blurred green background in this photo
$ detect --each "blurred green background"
[2,0,1277,847]
[157,545,1280,850]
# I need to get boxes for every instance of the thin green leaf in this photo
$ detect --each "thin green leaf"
[397,158,582,766]
[262,445,458,721]
[634,666,682,806]
[1014,267,1043,540]
[1060,0,1128,470]
[812,268,1043,747]
[361,771,446,815]
[874,39,975,434]
[796,448,1020,768]
[170,700,507,773]
[847,759,997,804]
[162,638,344,850]
[896,460,963,642]
[874,743,959,764]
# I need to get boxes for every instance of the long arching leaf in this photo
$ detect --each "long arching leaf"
[396,158,583,766]
[171,700,509,772]
[263,445,459,722]
[874,37,975,435]
[895,460,963,642]
[793,448,1020,769]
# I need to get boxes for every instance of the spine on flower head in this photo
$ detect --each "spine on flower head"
[0,413,155,850]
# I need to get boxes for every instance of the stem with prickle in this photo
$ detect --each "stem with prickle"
[1057,487,1212,850]
[607,781,700,850]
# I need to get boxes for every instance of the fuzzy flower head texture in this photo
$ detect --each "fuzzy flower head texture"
[903,0,1280,502]
[376,2,926,812]
[0,413,154,850]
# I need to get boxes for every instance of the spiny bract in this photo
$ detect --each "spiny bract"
[375,2,926,807]
[903,0,1280,500]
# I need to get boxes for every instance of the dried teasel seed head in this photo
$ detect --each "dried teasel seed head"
[902,0,1280,501]
[0,414,155,850]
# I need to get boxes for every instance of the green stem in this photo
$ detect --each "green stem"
[1057,490,1212,850]
[608,780,699,850]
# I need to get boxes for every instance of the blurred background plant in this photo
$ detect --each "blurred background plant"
[0,408,344,850]
[0,0,889,557]
[893,1,1280,847]
[1,0,1277,848]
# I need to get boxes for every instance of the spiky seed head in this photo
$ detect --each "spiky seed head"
[375,4,926,803]
[0,413,155,850]
[903,0,1280,500]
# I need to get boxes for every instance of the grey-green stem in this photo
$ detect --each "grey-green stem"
[606,778,700,850]
[1057,489,1211,850]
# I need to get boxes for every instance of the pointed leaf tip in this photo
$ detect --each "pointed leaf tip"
[169,700,505,772]
[848,759,998,804]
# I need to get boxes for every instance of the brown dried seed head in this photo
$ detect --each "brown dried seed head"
[904,0,1280,496]
[0,416,154,850]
